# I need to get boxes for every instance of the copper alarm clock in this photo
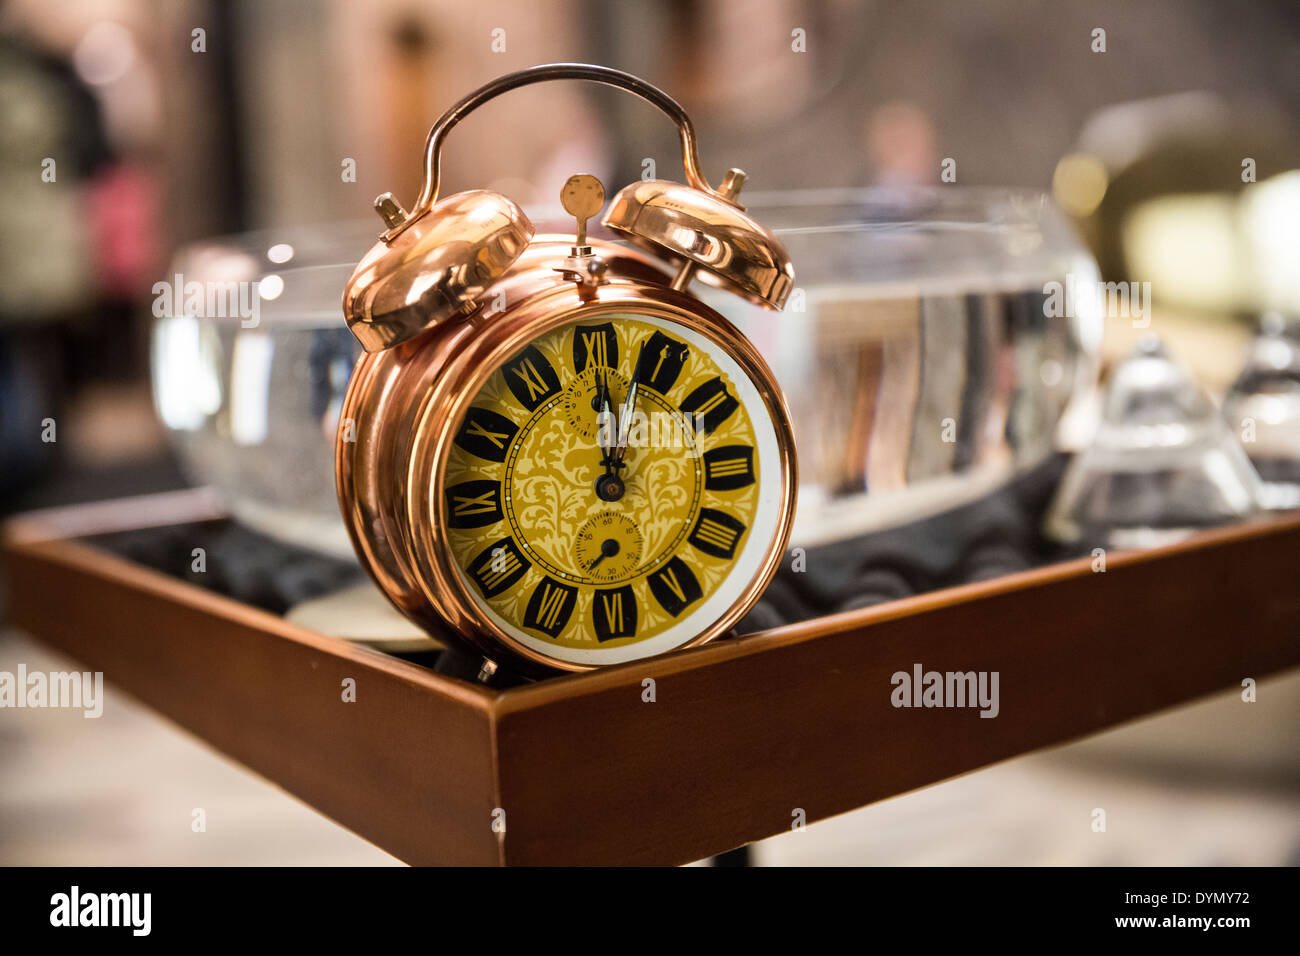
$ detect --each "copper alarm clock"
[337,64,796,678]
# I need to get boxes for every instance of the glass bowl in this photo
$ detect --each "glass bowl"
[151,188,1101,556]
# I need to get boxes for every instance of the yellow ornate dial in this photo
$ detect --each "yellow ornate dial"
[441,313,778,665]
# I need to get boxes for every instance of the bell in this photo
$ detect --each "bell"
[342,190,533,352]
[602,169,795,310]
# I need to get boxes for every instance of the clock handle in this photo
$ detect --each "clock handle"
[377,62,729,237]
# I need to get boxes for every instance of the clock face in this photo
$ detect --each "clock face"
[440,312,784,666]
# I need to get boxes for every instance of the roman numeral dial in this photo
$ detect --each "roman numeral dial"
[689,508,747,560]
[455,407,518,462]
[465,537,530,597]
[703,445,756,490]
[445,480,503,528]
[523,577,578,637]
[648,557,704,617]
[681,377,739,433]
[634,331,690,394]
[503,345,561,411]
[573,322,618,373]
[593,585,637,641]
[440,314,773,663]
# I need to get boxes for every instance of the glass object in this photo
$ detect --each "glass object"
[1221,312,1300,510]
[701,187,1102,546]
[1045,336,1264,550]
[151,189,1101,556]
[151,224,373,558]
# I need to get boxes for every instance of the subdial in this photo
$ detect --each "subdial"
[574,511,644,583]
[562,365,630,443]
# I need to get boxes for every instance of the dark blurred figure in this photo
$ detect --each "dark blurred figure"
[0,34,104,503]
[0,28,163,510]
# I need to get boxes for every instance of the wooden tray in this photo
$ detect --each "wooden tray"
[5,490,1299,865]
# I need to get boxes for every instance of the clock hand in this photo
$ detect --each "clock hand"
[587,537,620,570]
[593,366,625,505]
[594,345,643,503]
[611,342,645,468]
[596,365,615,463]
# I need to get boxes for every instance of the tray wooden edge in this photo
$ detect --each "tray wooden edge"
[488,512,1300,864]
[6,494,1300,866]
[3,508,504,866]
[496,511,1300,710]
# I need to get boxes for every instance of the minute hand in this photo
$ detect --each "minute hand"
[596,366,615,464]
[611,343,645,467]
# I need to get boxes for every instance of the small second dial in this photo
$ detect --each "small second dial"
[574,511,644,583]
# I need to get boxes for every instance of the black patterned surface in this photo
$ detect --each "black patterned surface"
[86,455,1069,683]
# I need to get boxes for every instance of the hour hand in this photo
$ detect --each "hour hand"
[593,367,626,502]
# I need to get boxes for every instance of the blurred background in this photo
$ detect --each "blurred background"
[1,0,1298,865]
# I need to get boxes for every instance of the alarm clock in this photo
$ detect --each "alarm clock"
[337,64,797,678]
